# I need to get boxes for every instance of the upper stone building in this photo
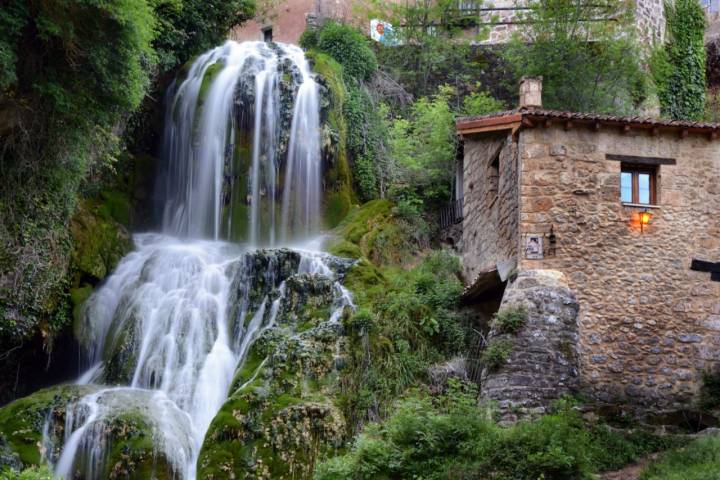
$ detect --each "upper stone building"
[231,0,666,47]
[457,77,720,414]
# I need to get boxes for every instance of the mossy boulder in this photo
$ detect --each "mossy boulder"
[70,199,132,285]
[0,384,98,469]
[308,50,356,229]
[198,271,350,479]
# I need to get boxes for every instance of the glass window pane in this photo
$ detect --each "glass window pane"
[620,172,633,203]
[638,173,650,204]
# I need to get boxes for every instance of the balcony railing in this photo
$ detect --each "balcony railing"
[440,197,464,230]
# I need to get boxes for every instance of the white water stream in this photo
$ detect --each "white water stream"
[46,41,349,480]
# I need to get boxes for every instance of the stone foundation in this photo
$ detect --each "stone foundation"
[481,269,579,421]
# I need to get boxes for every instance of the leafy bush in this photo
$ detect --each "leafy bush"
[339,246,466,427]
[491,306,527,334]
[310,21,378,81]
[482,340,513,371]
[640,435,720,480]
[0,466,53,480]
[463,88,506,116]
[316,386,674,480]
[502,0,646,114]
[654,0,706,120]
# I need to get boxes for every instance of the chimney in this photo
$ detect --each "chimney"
[519,76,542,108]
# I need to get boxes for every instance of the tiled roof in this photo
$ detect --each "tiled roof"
[456,107,720,135]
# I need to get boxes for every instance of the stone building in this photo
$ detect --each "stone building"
[457,77,720,415]
[231,0,666,46]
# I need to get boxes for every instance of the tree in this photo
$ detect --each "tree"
[502,0,647,114]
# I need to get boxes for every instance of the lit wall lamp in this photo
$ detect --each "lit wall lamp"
[639,209,653,233]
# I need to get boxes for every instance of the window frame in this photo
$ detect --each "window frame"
[620,164,657,205]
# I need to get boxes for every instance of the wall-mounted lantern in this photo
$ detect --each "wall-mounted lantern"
[548,225,557,256]
[639,209,653,233]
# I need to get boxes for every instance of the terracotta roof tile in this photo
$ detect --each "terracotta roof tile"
[456,107,720,133]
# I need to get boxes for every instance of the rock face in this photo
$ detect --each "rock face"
[198,267,350,479]
[481,269,580,421]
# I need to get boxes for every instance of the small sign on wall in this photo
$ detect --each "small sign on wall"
[525,235,544,259]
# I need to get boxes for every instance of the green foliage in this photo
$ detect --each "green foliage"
[491,305,527,334]
[0,0,255,347]
[0,466,53,480]
[655,0,706,120]
[150,0,255,71]
[640,435,720,480]
[463,88,506,116]
[387,85,458,206]
[309,21,378,81]
[502,0,646,114]
[482,340,513,371]
[699,369,720,410]
[316,386,674,480]
[339,244,465,428]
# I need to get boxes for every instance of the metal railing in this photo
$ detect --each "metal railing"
[440,197,464,230]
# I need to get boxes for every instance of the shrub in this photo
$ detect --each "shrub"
[315,21,378,81]
[0,466,54,480]
[482,340,513,371]
[491,305,527,334]
[316,387,674,480]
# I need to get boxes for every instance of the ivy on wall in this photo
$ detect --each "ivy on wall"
[654,0,707,120]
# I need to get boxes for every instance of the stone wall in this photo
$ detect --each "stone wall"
[478,0,665,46]
[516,125,720,408]
[461,132,519,283]
[482,269,580,421]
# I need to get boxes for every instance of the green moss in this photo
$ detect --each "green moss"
[308,51,356,228]
[0,385,97,467]
[70,199,132,283]
[98,190,132,226]
[70,285,93,343]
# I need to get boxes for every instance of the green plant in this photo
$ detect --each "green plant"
[316,386,674,480]
[313,21,378,81]
[491,305,527,334]
[0,466,54,480]
[654,0,706,120]
[640,435,720,479]
[482,340,513,371]
[502,0,647,114]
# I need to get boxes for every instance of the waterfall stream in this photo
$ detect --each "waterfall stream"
[45,41,349,480]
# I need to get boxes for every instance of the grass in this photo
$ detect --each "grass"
[640,435,720,479]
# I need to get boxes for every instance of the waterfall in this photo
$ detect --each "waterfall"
[158,40,323,245]
[46,41,351,480]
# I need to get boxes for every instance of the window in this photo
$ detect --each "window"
[620,165,657,205]
[262,27,273,43]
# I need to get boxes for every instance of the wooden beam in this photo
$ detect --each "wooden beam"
[622,124,631,133]
[521,117,536,128]
[691,259,720,273]
[564,120,573,131]
[456,113,523,133]
[680,129,689,139]
[651,127,660,136]
[605,154,676,166]
[710,131,718,141]
[593,122,601,131]
[459,122,521,136]
[543,119,552,128]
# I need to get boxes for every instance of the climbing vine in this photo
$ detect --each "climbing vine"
[654,0,707,120]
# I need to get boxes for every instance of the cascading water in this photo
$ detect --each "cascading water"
[45,41,351,480]
[158,40,322,245]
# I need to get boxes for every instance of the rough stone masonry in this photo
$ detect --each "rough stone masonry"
[458,78,720,412]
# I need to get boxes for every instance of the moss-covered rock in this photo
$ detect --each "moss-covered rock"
[70,199,132,285]
[0,384,98,469]
[308,51,356,229]
[198,271,350,479]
